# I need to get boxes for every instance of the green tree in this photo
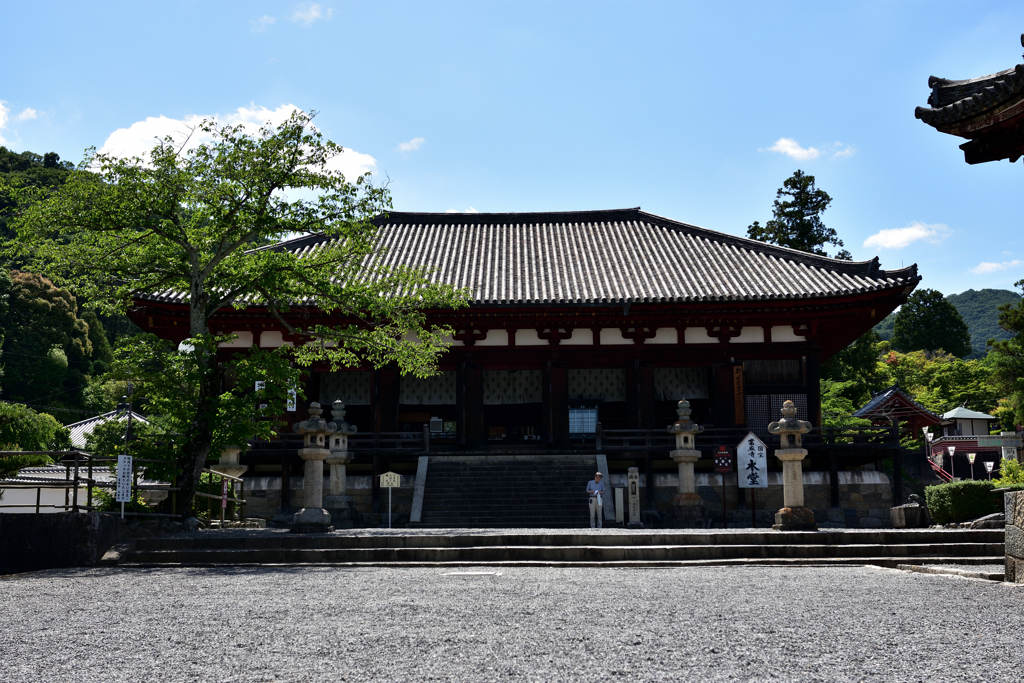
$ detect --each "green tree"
[7,110,468,512]
[891,288,972,357]
[0,271,97,412]
[0,147,74,243]
[988,279,1024,426]
[0,402,71,482]
[747,170,852,260]
[820,330,884,405]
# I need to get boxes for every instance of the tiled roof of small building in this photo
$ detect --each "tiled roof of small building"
[853,384,941,422]
[942,406,996,421]
[142,208,918,307]
[66,410,149,449]
[915,36,1024,128]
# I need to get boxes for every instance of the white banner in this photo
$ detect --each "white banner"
[115,455,133,503]
[737,432,768,489]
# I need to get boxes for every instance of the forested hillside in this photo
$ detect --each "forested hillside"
[873,288,1020,359]
[947,288,1022,358]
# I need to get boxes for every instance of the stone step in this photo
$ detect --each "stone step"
[124,542,1004,565]
[132,529,1003,550]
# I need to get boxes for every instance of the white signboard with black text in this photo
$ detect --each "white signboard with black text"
[115,455,133,503]
[736,432,768,489]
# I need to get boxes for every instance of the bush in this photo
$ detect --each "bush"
[925,481,1001,524]
[993,458,1024,487]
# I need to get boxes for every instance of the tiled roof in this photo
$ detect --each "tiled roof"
[942,407,996,421]
[915,38,1024,129]
[66,410,149,449]
[142,208,919,307]
[853,384,941,422]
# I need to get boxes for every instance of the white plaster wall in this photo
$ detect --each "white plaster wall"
[683,327,717,344]
[733,327,765,344]
[560,329,593,345]
[648,328,678,345]
[599,328,632,345]
[514,329,546,346]
[771,326,806,342]
[218,331,253,348]
[475,329,508,346]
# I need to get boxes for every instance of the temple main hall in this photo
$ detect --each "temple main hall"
[133,208,920,527]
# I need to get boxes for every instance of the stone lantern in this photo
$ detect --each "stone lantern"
[210,445,247,522]
[290,402,337,533]
[667,399,706,526]
[768,400,817,531]
[323,399,359,528]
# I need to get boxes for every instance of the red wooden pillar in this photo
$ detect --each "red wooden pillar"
[543,361,568,447]
[458,361,484,447]
[374,364,399,432]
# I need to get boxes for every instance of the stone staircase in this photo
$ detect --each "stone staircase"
[416,456,598,528]
[108,529,1005,568]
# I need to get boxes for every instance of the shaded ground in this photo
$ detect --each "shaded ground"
[1,565,1021,682]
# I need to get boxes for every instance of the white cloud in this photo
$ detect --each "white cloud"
[251,15,275,32]
[971,259,1024,274]
[0,101,9,144]
[98,103,377,180]
[446,207,479,214]
[761,138,820,161]
[16,107,37,121]
[863,221,950,250]
[290,3,332,25]
[397,137,425,153]
[831,142,855,159]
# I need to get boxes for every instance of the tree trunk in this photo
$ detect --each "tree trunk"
[176,284,217,517]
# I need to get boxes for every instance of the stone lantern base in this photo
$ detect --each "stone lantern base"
[290,507,334,534]
[772,506,817,531]
[323,495,359,529]
[670,492,708,527]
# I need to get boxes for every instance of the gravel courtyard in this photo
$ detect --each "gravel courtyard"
[1,565,1021,682]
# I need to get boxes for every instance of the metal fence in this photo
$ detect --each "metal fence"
[0,450,246,522]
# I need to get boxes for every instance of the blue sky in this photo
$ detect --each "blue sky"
[4,1,1024,296]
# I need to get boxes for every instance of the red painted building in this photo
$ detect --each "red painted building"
[132,208,919,448]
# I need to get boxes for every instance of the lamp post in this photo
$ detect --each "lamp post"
[947,445,956,480]
[967,453,976,480]
[984,460,995,481]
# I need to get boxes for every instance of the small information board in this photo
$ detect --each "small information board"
[737,432,768,489]
[713,446,734,473]
[115,455,133,503]
[379,471,401,488]
[977,435,1021,448]
[221,479,229,509]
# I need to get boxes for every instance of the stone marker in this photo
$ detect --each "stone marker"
[768,400,817,531]
[1005,490,1024,583]
[667,399,707,526]
[290,402,336,534]
[626,467,643,528]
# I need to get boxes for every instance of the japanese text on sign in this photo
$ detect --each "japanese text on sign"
[736,432,767,489]
[379,471,401,488]
[115,455,133,503]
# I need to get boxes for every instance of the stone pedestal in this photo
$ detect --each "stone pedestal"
[626,467,643,528]
[289,402,337,534]
[768,400,817,532]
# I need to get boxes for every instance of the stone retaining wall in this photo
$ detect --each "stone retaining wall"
[609,471,894,528]
[1005,491,1024,583]
[0,512,122,574]
[243,475,414,522]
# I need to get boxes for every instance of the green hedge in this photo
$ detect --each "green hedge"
[925,481,1024,524]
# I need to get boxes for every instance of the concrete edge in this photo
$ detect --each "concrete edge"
[410,456,428,524]
[895,563,1005,581]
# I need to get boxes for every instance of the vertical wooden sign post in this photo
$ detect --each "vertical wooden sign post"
[713,446,734,524]
[736,433,768,527]
[115,454,133,519]
[379,471,401,529]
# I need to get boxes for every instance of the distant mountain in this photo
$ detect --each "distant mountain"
[947,288,1021,359]
[873,288,1021,358]
[873,312,895,341]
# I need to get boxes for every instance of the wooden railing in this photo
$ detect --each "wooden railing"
[595,423,900,453]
